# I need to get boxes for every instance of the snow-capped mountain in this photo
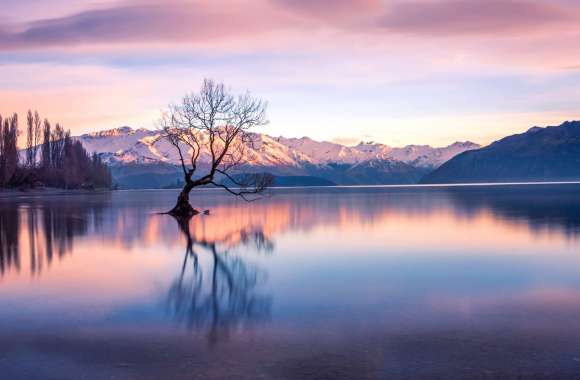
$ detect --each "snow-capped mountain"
[79,126,479,169]
[76,126,479,188]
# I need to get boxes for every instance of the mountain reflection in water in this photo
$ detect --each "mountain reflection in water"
[2,185,580,379]
[1,185,580,280]
[2,185,580,283]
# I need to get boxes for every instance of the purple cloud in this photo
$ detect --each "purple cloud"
[0,0,292,50]
[273,0,380,20]
[0,0,579,52]
[380,0,576,36]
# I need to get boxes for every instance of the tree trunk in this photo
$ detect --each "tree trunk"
[169,181,199,217]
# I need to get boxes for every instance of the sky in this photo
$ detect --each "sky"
[1,0,580,147]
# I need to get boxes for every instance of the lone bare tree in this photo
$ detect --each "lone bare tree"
[160,79,273,217]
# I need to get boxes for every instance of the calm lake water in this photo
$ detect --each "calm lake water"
[2,185,580,379]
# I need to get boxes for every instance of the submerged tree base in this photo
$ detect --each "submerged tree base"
[168,199,199,218]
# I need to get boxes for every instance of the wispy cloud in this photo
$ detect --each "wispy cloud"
[0,0,298,50]
[273,0,380,23]
[3,0,579,51]
[379,0,576,36]
[331,136,364,146]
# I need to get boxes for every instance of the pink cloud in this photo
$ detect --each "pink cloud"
[331,136,363,146]
[380,0,578,36]
[0,0,300,50]
[2,0,577,52]
[273,0,381,23]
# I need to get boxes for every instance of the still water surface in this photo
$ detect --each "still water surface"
[2,185,580,379]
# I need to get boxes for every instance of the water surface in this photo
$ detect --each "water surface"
[2,185,580,379]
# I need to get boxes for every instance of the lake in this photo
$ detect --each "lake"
[2,184,580,379]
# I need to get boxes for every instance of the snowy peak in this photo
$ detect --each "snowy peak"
[244,134,314,166]
[386,141,480,168]
[78,127,479,169]
[274,136,362,164]
[85,126,137,137]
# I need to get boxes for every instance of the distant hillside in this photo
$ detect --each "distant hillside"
[110,163,182,189]
[271,176,335,187]
[422,121,580,184]
[220,174,336,188]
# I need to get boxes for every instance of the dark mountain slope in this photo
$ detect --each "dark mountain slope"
[306,160,429,185]
[422,121,580,184]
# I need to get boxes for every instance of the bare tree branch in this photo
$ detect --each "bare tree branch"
[210,173,273,202]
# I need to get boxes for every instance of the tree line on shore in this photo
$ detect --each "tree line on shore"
[0,110,112,189]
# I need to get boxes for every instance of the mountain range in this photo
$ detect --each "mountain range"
[75,120,580,188]
[77,127,479,188]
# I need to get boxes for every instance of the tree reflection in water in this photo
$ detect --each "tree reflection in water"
[0,205,20,275]
[0,197,108,277]
[167,216,273,344]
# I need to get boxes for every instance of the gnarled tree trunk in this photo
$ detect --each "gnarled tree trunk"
[169,179,199,217]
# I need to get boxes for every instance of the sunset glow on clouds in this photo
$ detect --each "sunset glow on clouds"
[1,0,580,146]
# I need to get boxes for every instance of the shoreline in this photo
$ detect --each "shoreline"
[2,180,580,198]
[120,180,580,192]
